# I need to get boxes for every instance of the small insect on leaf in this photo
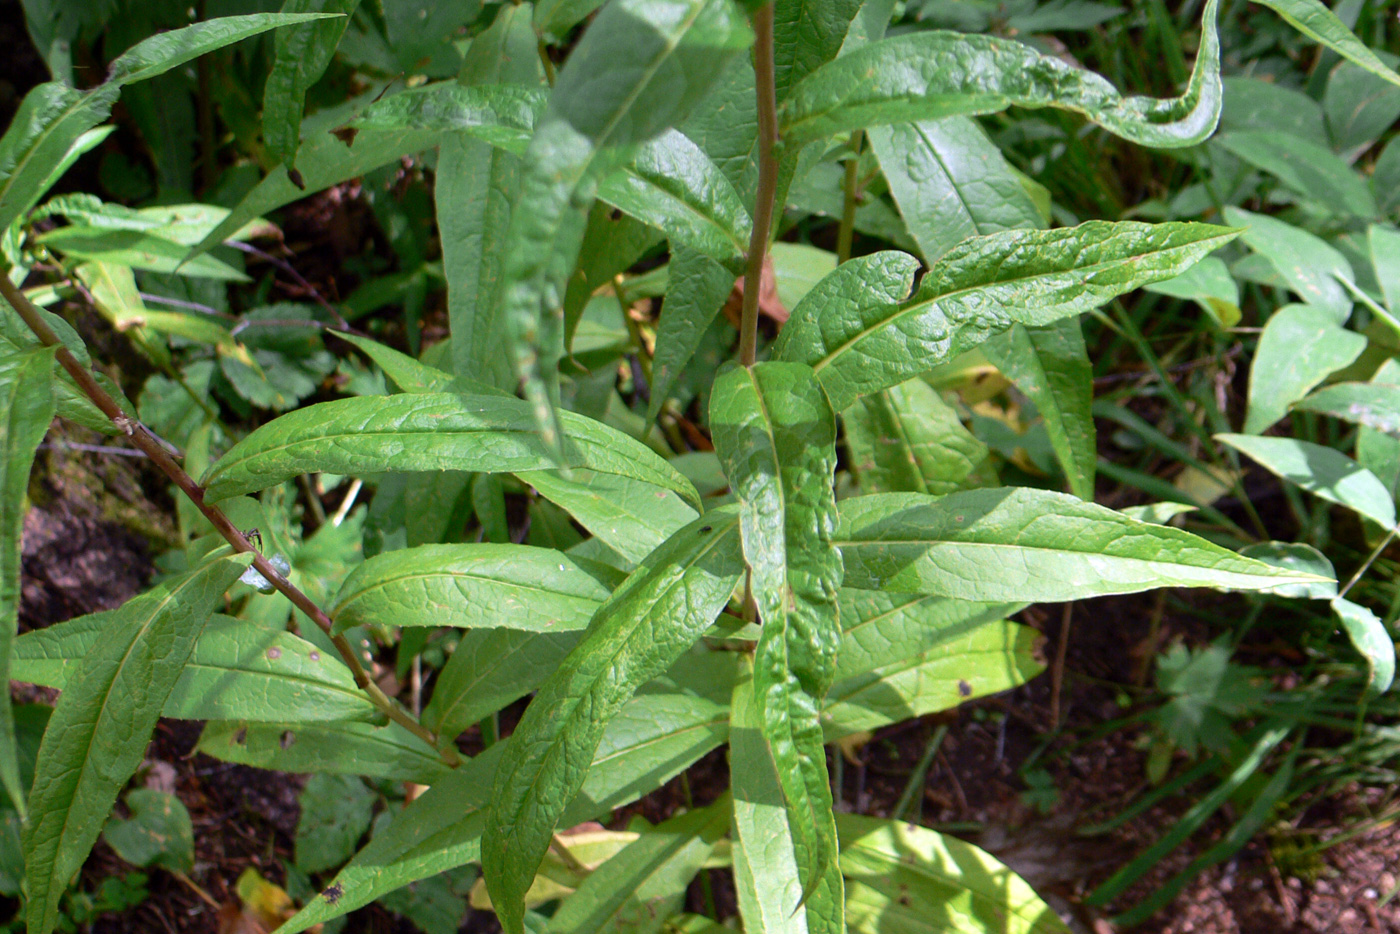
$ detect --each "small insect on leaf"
[243,528,263,554]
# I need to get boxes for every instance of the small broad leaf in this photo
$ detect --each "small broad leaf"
[279,691,728,934]
[1216,131,1376,219]
[197,719,450,784]
[781,0,1220,147]
[839,814,1071,934]
[842,378,993,496]
[1294,381,1400,436]
[709,363,842,922]
[263,0,360,172]
[1243,305,1367,435]
[774,221,1239,410]
[329,543,625,634]
[22,555,251,934]
[1218,434,1396,529]
[1143,255,1240,328]
[836,487,1330,601]
[102,789,194,874]
[296,773,375,874]
[1238,542,1337,600]
[12,613,379,723]
[1331,597,1396,697]
[482,512,745,934]
[0,347,56,817]
[1251,0,1400,89]
[1223,207,1354,323]
[201,393,700,509]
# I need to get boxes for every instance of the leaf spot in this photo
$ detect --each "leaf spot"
[233,727,247,745]
[266,647,282,660]
[323,882,343,904]
[280,730,296,749]
[958,680,972,697]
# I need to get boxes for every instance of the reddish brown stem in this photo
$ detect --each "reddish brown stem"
[738,2,778,368]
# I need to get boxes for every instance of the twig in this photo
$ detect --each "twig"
[1050,602,1073,728]
[225,240,355,333]
[0,272,456,765]
[738,2,778,369]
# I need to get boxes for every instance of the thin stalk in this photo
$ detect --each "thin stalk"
[1337,525,1400,603]
[836,131,863,264]
[0,273,457,766]
[738,2,778,369]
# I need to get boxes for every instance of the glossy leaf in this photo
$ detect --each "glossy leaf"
[264,0,360,172]
[197,719,450,784]
[0,348,55,817]
[1218,434,1396,529]
[329,543,624,634]
[1251,0,1400,89]
[838,814,1071,934]
[836,487,1327,601]
[350,83,543,156]
[648,247,734,423]
[774,0,863,102]
[11,613,378,723]
[1331,597,1395,696]
[1223,207,1353,323]
[868,117,1041,263]
[1244,304,1366,435]
[201,393,701,508]
[710,363,842,917]
[982,319,1094,499]
[1294,382,1400,437]
[774,222,1239,410]
[544,797,730,934]
[498,0,751,453]
[1216,131,1375,219]
[280,691,728,933]
[781,0,1220,147]
[22,555,250,934]
[482,511,745,934]
[520,469,699,564]
[843,378,992,496]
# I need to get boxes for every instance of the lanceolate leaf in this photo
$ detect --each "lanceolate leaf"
[200,393,701,508]
[781,0,1221,147]
[774,222,1239,411]
[1218,434,1397,529]
[982,319,1095,499]
[1293,382,1400,437]
[482,511,745,934]
[263,0,360,172]
[648,248,735,423]
[22,555,251,934]
[709,362,842,919]
[843,378,993,496]
[329,543,625,634]
[197,719,450,783]
[499,0,751,452]
[835,488,1328,601]
[333,331,507,396]
[281,692,729,934]
[1251,0,1400,89]
[11,613,379,723]
[1223,207,1353,323]
[0,348,55,817]
[350,82,545,154]
[773,0,864,103]
[519,470,699,564]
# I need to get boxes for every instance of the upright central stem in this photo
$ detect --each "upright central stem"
[739,2,778,368]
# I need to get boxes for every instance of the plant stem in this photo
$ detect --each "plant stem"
[0,273,457,766]
[837,130,863,265]
[738,1,778,369]
[1337,525,1400,603]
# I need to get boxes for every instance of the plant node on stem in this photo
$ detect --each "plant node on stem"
[0,272,458,766]
[739,1,778,369]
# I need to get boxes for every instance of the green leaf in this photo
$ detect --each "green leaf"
[597,131,751,270]
[544,797,730,934]
[279,691,728,934]
[329,543,624,634]
[1223,207,1354,323]
[774,0,864,102]
[781,0,1221,147]
[982,319,1094,499]
[200,393,701,508]
[1369,224,1400,314]
[482,511,745,934]
[264,0,362,172]
[868,117,1041,263]
[1216,131,1376,219]
[499,0,751,453]
[11,613,379,723]
[1238,542,1337,600]
[1251,0,1400,89]
[1218,434,1396,529]
[836,487,1329,601]
[729,659,825,934]
[197,719,450,783]
[1243,304,1366,435]
[842,378,992,496]
[534,0,608,43]
[22,555,251,934]
[0,347,55,817]
[1331,597,1395,696]
[520,470,699,565]
[709,363,842,920]
[351,82,544,154]
[775,222,1239,410]
[1326,60,1400,154]
[107,13,340,86]
[838,813,1071,934]
[296,773,375,874]
[333,331,507,396]
[648,248,734,423]
[1143,255,1240,327]
[1293,381,1400,437]
[38,226,249,281]
[421,628,582,745]
[102,789,194,874]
